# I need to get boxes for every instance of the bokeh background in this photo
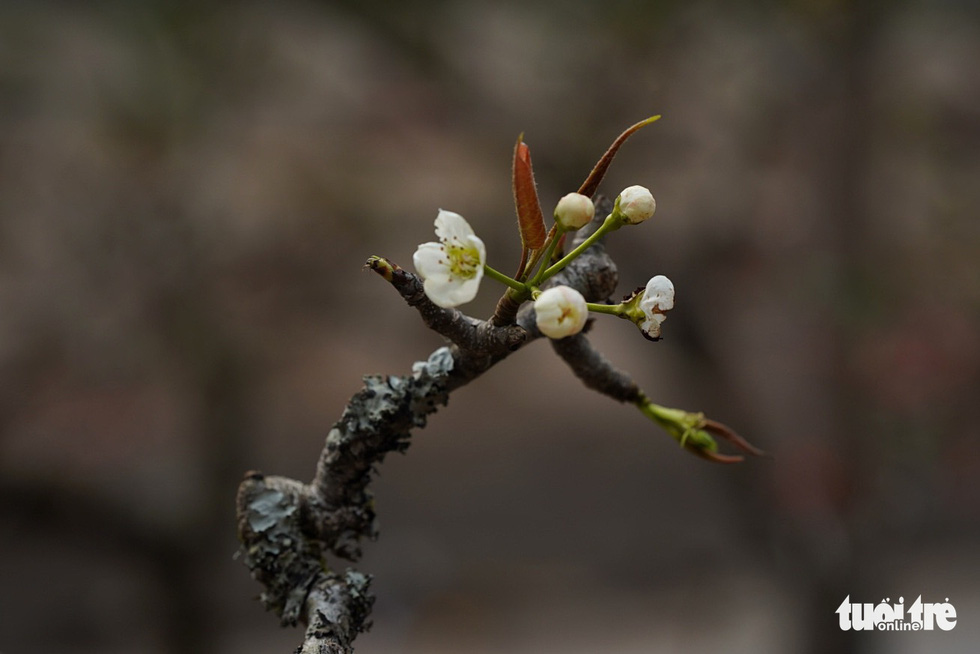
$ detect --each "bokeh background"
[2,1,979,652]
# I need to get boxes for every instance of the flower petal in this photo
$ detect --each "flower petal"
[640,275,674,314]
[434,209,474,245]
[424,273,482,308]
[412,242,448,281]
[641,314,666,331]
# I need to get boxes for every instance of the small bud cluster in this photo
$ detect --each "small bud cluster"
[406,122,679,340]
[376,117,761,463]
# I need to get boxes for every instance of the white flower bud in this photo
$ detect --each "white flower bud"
[553,192,595,230]
[638,274,674,339]
[642,275,674,311]
[534,285,588,339]
[617,185,656,224]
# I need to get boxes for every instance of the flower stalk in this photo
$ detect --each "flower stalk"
[584,301,626,317]
[538,212,623,282]
[482,264,527,293]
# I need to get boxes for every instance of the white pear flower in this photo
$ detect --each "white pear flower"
[616,185,656,224]
[553,192,595,230]
[413,210,486,308]
[639,275,674,339]
[534,285,588,339]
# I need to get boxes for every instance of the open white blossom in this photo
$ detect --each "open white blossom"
[617,185,656,224]
[554,192,595,230]
[639,274,674,338]
[413,210,486,308]
[534,285,588,339]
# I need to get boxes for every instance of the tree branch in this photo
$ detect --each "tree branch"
[550,333,643,404]
[364,256,525,356]
[236,208,623,653]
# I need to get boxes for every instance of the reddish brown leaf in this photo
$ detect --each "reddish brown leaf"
[691,448,745,464]
[577,115,661,198]
[512,135,547,250]
[703,419,767,457]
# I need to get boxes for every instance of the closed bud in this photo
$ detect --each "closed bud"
[553,192,595,231]
[534,286,588,339]
[616,185,656,224]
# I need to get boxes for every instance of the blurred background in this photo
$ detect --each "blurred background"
[2,0,979,652]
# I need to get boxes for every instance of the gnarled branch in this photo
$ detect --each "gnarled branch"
[236,209,623,653]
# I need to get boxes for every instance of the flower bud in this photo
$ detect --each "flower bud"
[534,285,588,339]
[638,275,674,340]
[553,192,595,230]
[638,400,765,463]
[616,185,656,224]
[642,275,674,312]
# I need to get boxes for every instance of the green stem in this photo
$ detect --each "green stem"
[520,225,557,281]
[483,264,527,293]
[636,398,679,430]
[635,396,667,429]
[527,226,566,286]
[585,301,625,317]
[539,214,621,282]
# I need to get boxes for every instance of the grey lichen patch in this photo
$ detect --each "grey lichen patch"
[237,475,325,626]
[300,569,375,653]
[408,348,453,425]
[247,488,296,533]
[412,346,454,378]
[310,349,454,560]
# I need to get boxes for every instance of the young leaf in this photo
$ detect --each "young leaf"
[512,135,547,250]
[577,115,661,198]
